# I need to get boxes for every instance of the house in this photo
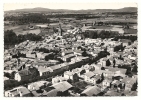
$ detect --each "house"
[33,60,49,68]
[119,39,132,47]
[61,50,74,56]
[38,66,53,76]
[81,86,101,96]
[5,86,32,97]
[52,76,66,84]
[72,68,82,77]
[36,52,53,60]
[64,71,74,80]
[52,81,72,92]
[98,58,108,67]
[84,71,95,81]
[121,77,137,91]
[82,64,95,73]
[106,67,127,75]
[74,50,83,56]
[47,60,60,65]
[102,78,112,87]
[111,80,122,91]
[14,69,32,81]
[28,81,48,91]
[93,75,102,84]
[61,54,75,62]
[50,63,69,72]
[91,64,101,70]
[26,53,36,59]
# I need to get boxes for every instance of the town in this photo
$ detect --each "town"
[4,5,137,97]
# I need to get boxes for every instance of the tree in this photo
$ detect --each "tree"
[82,50,88,57]
[106,59,111,66]
[101,67,105,70]
[4,72,11,78]
[4,30,18,45]
[101,73,104,81]
[11,71,16,79]
[73,73,79,82]
[131,80,137,91]
[113,59,116,67]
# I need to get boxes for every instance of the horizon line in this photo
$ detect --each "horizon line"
[4,6,137,12]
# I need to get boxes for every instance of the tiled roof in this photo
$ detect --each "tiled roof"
[18,69,32,77]
[52,81,72,92]
[82,86,101,96]
[85,72,95,78]
[44,89,58,97]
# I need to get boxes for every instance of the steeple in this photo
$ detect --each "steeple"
[59,23,62,36]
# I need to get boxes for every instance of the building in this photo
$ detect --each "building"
[14,69,32,81]
[52,81,72,92]
[81,86,101,96]
[38,66,53,76]
[28,81,48,91]
[5,86,32,97]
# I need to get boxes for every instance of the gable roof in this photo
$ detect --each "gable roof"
[106,67,127,74]
[38,66,53,73]
[120,39,131,43]
[44,89,58,97]
[85,72,95,78]
[82,86,101,96]
[9,86,30,96]
[52,81,72,92]
[50,63,68,71]
[18,69,32,77]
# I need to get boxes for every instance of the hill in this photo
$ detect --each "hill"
[5,7,137,14]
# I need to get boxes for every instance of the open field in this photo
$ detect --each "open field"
[80,18,137,23]
[4,17,137,36]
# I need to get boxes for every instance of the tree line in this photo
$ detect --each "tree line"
[4,30,42,45]
[82,30,137,42]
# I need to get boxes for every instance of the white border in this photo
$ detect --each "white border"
[1,0,140,100]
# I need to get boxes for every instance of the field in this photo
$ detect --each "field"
[4,17,137,36]
[124,29,137,34]
[80,18,137,23]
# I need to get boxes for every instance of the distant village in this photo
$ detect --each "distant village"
[4,22,138,97]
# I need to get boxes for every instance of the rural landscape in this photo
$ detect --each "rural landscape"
[4,4,137,97]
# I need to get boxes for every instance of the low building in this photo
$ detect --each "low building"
[102,78,112,87]
[84,71,95,83]
[64,71,74,80]
[14,69,32,81]
[52,76,66,84]
[120,39,132,47]
[28,81,48,91]
[38,66,53,76]
[61,54,75,62]
[5,86,32,97]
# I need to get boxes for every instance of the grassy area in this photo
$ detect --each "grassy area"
[80,18,137,23]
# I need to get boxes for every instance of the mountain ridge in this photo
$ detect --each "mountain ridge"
[5,7,137,13]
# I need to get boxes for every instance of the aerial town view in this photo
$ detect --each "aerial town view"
[4,3,138,97]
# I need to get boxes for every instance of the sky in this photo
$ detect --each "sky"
[4,3,137,11]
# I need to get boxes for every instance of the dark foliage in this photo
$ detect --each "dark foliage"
[4,30,42,45]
